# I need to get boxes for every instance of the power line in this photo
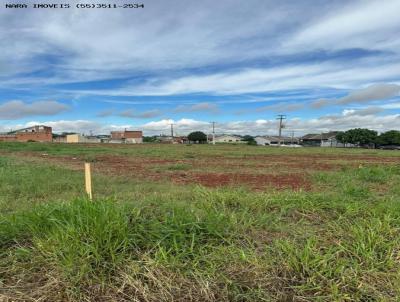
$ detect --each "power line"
[170,123,174,138]
[211,121,216,145]
[290,130,295,145]
[276,115,287,146]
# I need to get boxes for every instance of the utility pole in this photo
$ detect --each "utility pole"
[276,115,286,146]
[170,123,174,138]
[211,121,216,145]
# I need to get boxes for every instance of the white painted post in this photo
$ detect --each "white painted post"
[85,162,93,200]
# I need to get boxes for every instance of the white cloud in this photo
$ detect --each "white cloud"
[382,102,400,109]
[0,0,306,84]
[97,108,163,119]
[2,0,399,93]
[134,109,163,119]
[342,107,384,116]
[142,114,400,135]
[0,100,69,119]
[311,84,400,108]
[7,111,399,137]
[1,0,400,127]
[77,62,400,97]
[337,84,400,104]
[256,102,304,113]
[174,102,219,113]
[286,0,400,52]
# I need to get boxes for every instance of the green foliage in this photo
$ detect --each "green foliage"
[336,128,377,145]
[143,136,160,143]
[242,135,257,145]
[335,131,346,143]
[187,131,207,143]
[377,130,400,146]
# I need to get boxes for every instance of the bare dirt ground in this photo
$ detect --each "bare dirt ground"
[8,151,399,191]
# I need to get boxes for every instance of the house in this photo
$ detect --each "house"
[172,136,189,144]
[301,132,344,147]
[53,135,67,143]
[255,135,299,146]
[212,135,244,143]
[66,134,101,144]
[97,135,111,143]
[66,134,83,143]
[156,135,188,144]
[0,125,52,142]
[110,130,143,143]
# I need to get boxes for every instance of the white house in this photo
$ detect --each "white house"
[255,136,299,146]
[213,135,244,143]
[301,132,349,147]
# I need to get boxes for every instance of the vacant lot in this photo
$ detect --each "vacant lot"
[1,142,400,301]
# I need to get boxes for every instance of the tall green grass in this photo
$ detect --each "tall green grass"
[1,146,400,301]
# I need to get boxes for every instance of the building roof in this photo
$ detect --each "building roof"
[215,134,242,138]
[110,130,142,134]
[302,132,338,140]
[256,135,298,141]
[301,133,319,140]
[8,125,51,134]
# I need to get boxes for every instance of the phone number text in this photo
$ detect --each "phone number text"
[5,3,144,9]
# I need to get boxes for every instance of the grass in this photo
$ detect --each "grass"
[1,143,400,301]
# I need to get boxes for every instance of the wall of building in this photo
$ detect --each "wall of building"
[66,134,101,143]
[214,136,243,143]
[0,135,17,142]
[124,131,143,139]
[255,137,269,145]
[125,137,143,144]
[111,132,124,140]
[16,132,52,142]
[53,136,67,143]
[321,139,345,147]
[11,126,53,142]
[66,134,82,143]
[111,131,143,141]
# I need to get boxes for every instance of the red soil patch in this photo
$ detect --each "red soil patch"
[8,151,398,191]
[191,158,339,171]
[173,172,310,191]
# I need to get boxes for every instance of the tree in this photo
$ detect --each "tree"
[377,130,400,145]
[188,131,207,143]
[242,135,257,145]
[337,128,377,146]
[336,128,378,147]
[143,136,159,143]
[347,128,377,145]
[335,131,348,144]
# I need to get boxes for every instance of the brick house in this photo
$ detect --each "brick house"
[110,130,143,143]
[0,125,52,142]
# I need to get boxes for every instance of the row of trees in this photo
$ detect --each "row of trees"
[336,129,400,146]
[145,129,400,146]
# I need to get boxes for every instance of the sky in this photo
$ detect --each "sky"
[1,0,400,136]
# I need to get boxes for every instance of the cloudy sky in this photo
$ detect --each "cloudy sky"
[1,0,400,136]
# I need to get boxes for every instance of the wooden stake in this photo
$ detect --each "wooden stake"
[85,162,93,200]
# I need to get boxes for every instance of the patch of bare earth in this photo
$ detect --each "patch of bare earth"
[8,152,398,191]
